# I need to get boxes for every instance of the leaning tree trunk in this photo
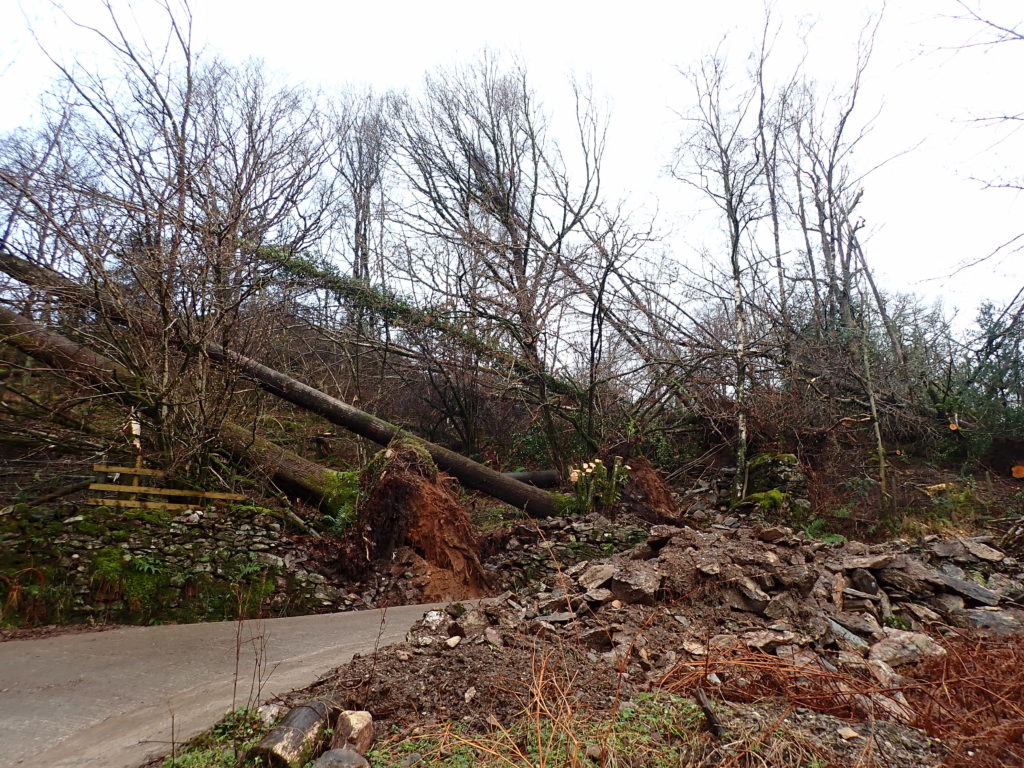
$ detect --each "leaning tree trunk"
[204,342,558,516]
[0,305,340,507]
[0,250,560,516]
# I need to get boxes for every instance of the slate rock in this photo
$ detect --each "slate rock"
[961,538,1005,562]
[755,525,791,543]
[831,611,883,640]
[843,554,894,570]
[535,611,575,624]
[953,607,1024,635]
[608,561,661,604]
[583,588,614,604]
[455,608,491,638]
[936,572,1000,606]
[868,629,946,667]
[577,563,616,591]
[848,568,879,596]
[987,573,1024,599]
[579,626,616,650]
[741,629,796,651]
[775,564,818,595]
[928,540,968,560]
[828,619,869,651]
[927,593,965,614]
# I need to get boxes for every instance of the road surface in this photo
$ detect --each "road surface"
[0,604,441,768]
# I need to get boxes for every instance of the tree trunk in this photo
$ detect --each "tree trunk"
[204,342,558,516]
[0,305,340,508]
[0,250,560,515]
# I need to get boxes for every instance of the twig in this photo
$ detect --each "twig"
[20,478,94,508]
[696,687,724,740]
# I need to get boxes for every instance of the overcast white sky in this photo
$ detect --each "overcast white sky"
[1,0,1021,326]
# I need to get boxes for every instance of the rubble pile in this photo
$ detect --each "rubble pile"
[325,511,649,609]
[481,512,649,590]
[401,522,1023,723]
[254,519,1024,768]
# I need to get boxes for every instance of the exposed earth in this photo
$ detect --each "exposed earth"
[5,455,1024,768]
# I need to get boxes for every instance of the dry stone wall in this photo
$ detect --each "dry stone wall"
[0,503,341,625]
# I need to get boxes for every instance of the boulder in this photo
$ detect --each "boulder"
[331,711,375,754]
[454,608,491,638]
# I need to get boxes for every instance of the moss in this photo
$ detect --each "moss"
[318,469,362,523]
[747,453,798,472]
[549,492,574,517]
[123,507,175,526]
[92,546,128,585]
[364,438,437,481]
[123,568,162,613]
[75,520,105,536]
[742,489,790,512]
[89,548,172,619]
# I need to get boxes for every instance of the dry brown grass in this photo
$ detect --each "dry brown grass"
[903,632,1024,767]
[655,631,1024,768]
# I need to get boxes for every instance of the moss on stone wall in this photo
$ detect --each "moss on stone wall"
[0,503,335,627]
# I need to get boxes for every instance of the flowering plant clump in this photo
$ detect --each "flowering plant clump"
[568,456,631,513]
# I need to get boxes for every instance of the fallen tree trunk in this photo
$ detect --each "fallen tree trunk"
[205,342,558,516]
[0,306,342,509]
[20,479,94,508]
[503,469,561,488]
[0,250,561,515]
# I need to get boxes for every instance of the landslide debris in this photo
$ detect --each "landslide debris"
[274,520,1022,767]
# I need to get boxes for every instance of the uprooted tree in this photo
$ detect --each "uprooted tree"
[2,0,1022,544]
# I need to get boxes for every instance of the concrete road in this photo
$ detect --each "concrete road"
[0,604,441,768]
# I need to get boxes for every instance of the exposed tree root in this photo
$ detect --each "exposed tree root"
[356,444,491,601]
[620,455,682,524]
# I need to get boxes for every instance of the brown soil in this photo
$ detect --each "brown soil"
[620,455,682,524]
[355,445,491,601]
[300,635,627,731]
[281,601,943,768]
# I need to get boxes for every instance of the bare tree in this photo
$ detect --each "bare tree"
[0,1,341,471]
[389,55,606,468]
[674,53,763,497]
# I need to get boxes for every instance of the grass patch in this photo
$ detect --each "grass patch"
[162,708,270,768]
[369,692,709,768]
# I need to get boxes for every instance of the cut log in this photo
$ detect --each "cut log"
[0,306,340,509]
[204,342,558,516]
[250,700,333,768]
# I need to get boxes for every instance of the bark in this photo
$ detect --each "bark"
[502,469,561,488]
[0,305,339,507]
[0,250,560,515]
[251,700,333,768]
[204,342,558,516]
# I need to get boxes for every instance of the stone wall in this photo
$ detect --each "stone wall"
[0,503,341,625]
